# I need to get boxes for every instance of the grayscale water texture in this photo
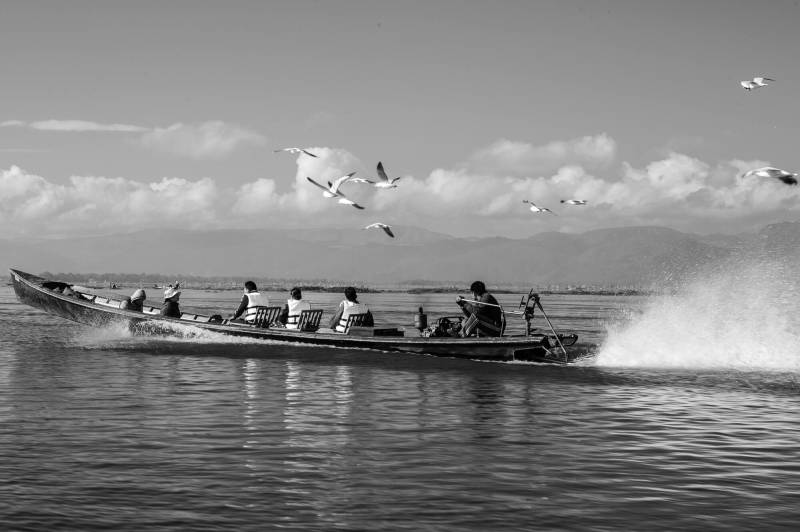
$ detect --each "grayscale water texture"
[1,286,798,531]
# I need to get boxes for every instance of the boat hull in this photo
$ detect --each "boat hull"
[9,269,575,362]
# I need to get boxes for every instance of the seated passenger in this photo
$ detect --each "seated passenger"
[229,281,269,324]
[456,280,503,337]
[329,286,374,332]
[120,289,146,311]
[161,284,182,318]
[279,287,311,329]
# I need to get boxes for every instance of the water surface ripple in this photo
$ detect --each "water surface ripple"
[1,287,798,530]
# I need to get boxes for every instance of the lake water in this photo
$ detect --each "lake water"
[1,280,799,531]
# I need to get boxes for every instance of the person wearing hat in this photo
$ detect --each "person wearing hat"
[120,288,147,312]
[161,283,182,318]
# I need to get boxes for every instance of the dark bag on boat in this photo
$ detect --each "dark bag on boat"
[208,314,224,324]
[430,317,461,337]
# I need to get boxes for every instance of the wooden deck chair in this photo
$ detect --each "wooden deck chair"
[297,309,324,332]
[342,312,369,334]
[252,306,282,328]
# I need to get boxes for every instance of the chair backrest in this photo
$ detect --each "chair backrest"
[461,313,479,337]
[297,309,324,332]
[252,306,282,328]
[342,312,369,334]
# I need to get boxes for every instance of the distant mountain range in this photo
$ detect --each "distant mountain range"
[2,222,798,287]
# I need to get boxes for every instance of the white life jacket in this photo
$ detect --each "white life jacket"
[285,298,311,329]
[243,292,269,323]
[335,300,369,332]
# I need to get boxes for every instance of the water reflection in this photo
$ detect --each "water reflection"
[242,358,259,450]
[282,360,353,449]
[278,360,355,528]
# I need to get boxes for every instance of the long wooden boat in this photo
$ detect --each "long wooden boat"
[9,268,581,363]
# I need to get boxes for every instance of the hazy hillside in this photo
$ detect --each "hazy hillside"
[3,223,788,286]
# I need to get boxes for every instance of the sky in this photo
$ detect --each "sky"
[1,0,799,239]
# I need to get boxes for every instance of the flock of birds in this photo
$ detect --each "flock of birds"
[273,75,797,236]
[273,153,401,237]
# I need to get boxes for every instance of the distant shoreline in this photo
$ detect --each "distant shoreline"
[26,279,650,297]
[31,271,651,296]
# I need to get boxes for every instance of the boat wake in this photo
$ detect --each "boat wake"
[75,321,288,348]
[597,257,800,372]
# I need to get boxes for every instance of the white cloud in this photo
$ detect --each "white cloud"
[0,166,220,236]
[1,136,799,238]
[29,120,148,132]
[2,118,266,159]
[369,149,800,236]
[466,133,617,176]
[140,121,266,159]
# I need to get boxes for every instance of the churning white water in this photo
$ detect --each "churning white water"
[598,257,800,371]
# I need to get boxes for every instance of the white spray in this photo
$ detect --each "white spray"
[597,257,800,372]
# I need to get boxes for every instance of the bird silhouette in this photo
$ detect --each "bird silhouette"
[743,166,798,185]
[364,223,395,238]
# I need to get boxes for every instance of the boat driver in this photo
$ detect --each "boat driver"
[456,281,503,337]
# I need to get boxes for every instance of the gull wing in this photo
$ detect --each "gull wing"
[365,223,394,237]
[377,162,389,183]
[301,149,318,158]
[330,172,357,193]
[753,167,783,178]
[350,177,375,184]
[337,196,365,209]
[306,176,333,193]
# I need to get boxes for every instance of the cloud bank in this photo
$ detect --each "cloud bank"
[1,119,265,159]
[1,133,798,238]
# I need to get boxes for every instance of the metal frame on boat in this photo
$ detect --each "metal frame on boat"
[9,268,580,363]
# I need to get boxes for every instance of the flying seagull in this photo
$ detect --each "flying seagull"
[740,77,775,91]
[523,199,556,214]
[743,166,798,185]
[351,162,401,188]
[274,147,318,158]
[364,222,395,238]
[326,172,358,196]
[560,199,588,206]
[303,172,357,197]
[306,176,365,208]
